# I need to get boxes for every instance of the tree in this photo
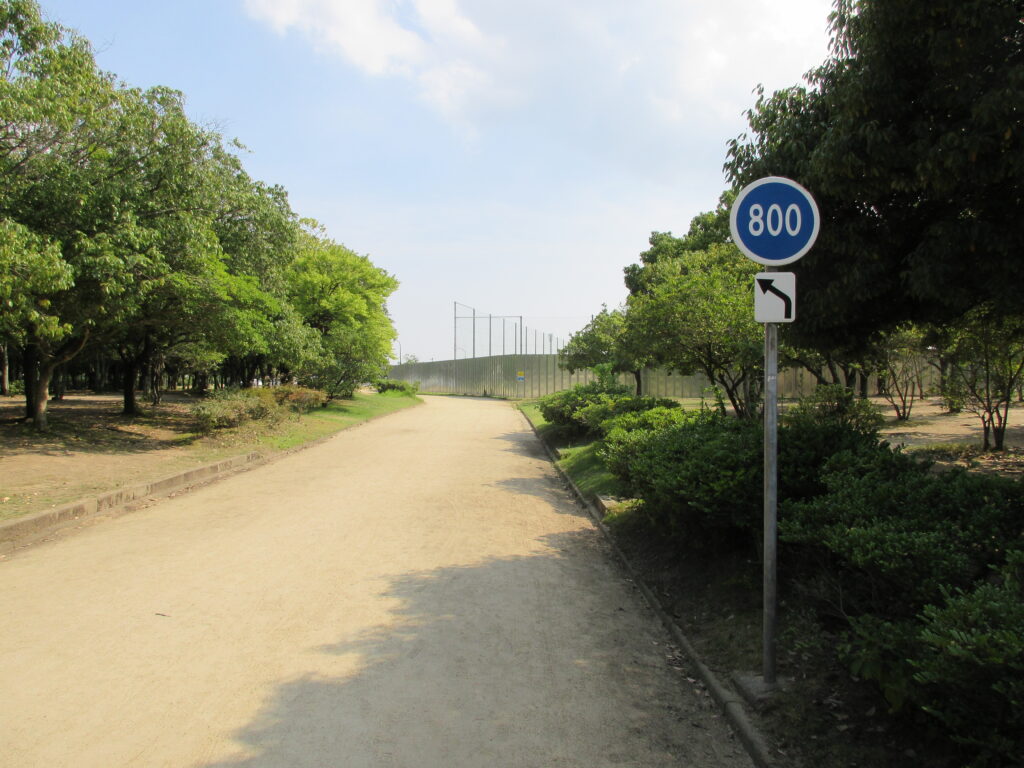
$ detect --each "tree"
[286,224,398,398]
[875,325,927,421]
[0,2,129,428]
[559,307,651,395]
[725,0,1024,351]
[945,305,1024,451]
[624,192,733,296]
[626,244,763,417]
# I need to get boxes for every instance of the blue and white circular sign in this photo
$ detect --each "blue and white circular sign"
[730,177,819,266]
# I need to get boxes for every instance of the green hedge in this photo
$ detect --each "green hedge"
[376,379,419,396]
[594,382,1024,763]
[604,386,883,547]
[536,380,631,436]
[191,385,326,432]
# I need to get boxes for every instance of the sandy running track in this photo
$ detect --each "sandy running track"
[0,396,751,768]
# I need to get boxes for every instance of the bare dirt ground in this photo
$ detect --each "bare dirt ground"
[0,392,217,518]
[877,396,1024,477]
[0,396,752,768]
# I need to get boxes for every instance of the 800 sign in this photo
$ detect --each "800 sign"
[730,177,819,266]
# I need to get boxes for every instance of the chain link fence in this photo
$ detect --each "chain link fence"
[389,356,834,400]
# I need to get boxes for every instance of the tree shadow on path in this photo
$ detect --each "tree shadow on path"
[200,531,745,768]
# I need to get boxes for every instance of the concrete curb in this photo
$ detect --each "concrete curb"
[518,409,774,768]
[0,451,266,554]
[1,398,425,555]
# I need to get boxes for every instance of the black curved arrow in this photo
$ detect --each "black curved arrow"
[757,278,793,320]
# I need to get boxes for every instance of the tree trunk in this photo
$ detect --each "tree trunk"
[23,342,38,419]
[30,364,51,430]
[632,369,642,396]
[827,360,841,385]
[149,357,163,406]
[0,343,7,396]
[122,360,141,416]
[0,343,8,396]
[52,366,66,401]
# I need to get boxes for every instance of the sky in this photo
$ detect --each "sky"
[40,0,834,363]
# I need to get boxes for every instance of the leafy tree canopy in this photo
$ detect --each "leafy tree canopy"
[725,0,1024,353]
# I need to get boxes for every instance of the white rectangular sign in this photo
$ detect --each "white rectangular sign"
[754,272,796,323]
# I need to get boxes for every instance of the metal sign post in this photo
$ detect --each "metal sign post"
[762,319,779,685]
[730,176,818,690]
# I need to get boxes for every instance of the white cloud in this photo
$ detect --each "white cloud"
[243,0,503,124]
[244,0,425,75]
[244,0,832,138]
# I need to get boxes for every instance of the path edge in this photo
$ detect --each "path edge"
[0,398,424,554]
[518,408,775,768]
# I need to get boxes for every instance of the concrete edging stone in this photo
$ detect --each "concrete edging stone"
[518,408,775,768]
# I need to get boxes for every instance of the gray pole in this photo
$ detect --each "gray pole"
[763,321,779,687]
[472,307,476,358]
[489,314,492,357]
[502,318,506,356]
[453,301,457,361]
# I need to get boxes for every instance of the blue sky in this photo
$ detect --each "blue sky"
[40,0,833,363]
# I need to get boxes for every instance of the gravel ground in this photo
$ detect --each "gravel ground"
[0,395,752,768]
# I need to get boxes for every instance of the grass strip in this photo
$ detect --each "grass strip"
[518,401,622,500]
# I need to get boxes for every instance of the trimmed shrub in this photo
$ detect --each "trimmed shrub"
[537,380,630,436]
[781,446,1024,615]
[779,384,884,500]
[271,385,328,412]
[600,406,697,493]
[576,395,681,437]
[612,411,763,545]
[376,379,419,396]
[783,445,1024,766]
[192,388,284,432]
[604,385,887,546]
[911,556,1024,764]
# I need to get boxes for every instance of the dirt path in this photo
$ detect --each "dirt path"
[0,396,750,768]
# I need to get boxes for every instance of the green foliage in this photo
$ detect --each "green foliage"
[611,411,763,545]
[191,386,324,431]
[726,0,1024,352]
[623,193,733,296]
[191,388,284,432]
[779,384,884,500]
[268,385,327,413]
[287,224,398,400]
[781,441,1024,764]
[575,394,680,438]
[783,446,1024,615]
[0,218,72,342]
[0,2,396,429]
[876,325,928,420]
[560,309,645,383]
[536,379,630,436]
[625,244,763,417]
[944,305,1024,451]
[912,556,1024,763]
[784,446,1024,611]
[376,379,420,396]
[606,386,887,545]
[599,406,694,493]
